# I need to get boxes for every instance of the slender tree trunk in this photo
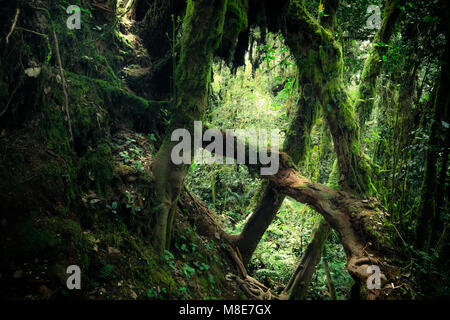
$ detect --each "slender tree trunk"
[282,218,330,300]
[322,246,337,300]
[432,130,449,245]
[233,182,285,264]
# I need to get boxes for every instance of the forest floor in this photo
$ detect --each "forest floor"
[0,125,248,300]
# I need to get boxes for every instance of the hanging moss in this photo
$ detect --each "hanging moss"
[216,0,249,69]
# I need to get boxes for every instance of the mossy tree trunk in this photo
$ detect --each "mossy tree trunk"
[322,245,337,300]
[415,23,450,251]
[282,2,400,298]
[355,0,401,127]
[150,0,227,255]
[283,1,399,299]
[229,0,402,299]
[234,0,398,273]
[282,0,374,196]
[232,0,329,266]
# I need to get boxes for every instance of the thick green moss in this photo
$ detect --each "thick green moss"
[18,220,62,255]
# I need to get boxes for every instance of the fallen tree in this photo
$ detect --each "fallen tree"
[196,129,410,299]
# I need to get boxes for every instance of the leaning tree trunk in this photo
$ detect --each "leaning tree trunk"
[233,83,321,264]
[282,219,331,300]
[150,0,227,254]
[202,130,409,299]
[322,246,337,300]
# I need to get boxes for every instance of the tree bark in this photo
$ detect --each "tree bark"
[268,154,399,299]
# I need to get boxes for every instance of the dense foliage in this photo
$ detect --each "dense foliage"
[0,0,448,301]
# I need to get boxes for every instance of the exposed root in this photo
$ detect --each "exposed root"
[5,8,20,44]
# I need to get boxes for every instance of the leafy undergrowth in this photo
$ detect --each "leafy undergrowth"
[0,128,246,300]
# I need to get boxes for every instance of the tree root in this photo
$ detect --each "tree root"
[5,8,20,44]
[179,189,280,300]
